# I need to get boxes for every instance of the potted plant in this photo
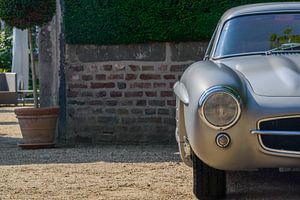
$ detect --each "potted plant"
[0,0,59,148]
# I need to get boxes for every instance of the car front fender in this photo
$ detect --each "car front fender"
[177,60,248,168]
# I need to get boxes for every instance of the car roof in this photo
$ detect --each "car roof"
[221,2,300,22]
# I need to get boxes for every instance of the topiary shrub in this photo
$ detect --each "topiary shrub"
[0,0,56,29]
[0,0,56,108]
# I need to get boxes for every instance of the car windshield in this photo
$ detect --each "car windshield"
[214,13,300,58]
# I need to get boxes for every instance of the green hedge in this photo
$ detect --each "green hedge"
[64,0,294,45]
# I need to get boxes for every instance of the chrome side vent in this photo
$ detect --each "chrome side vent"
[258,116,300,152]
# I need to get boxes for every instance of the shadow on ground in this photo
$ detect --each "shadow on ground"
[0,107,181,165]
[0,135,22,147]
[0,109,15,113]
[0,121,18,125]
[0,135,181,165]
[226,170,300,199]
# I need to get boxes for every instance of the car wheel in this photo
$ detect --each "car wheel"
[192,151,226,200]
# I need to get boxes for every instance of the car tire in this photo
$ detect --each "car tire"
[192,151,226,200]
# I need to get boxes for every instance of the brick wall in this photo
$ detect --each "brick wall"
[65,42,208,144]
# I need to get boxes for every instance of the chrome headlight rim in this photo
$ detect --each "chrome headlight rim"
[199,86,242,130]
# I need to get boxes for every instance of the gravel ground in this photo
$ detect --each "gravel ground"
[0,106,300,200]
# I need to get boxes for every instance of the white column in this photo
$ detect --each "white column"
[12,28,29,90]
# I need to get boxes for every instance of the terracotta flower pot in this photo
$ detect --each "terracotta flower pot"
[15,107,59,148]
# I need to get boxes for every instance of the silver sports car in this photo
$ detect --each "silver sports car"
[174,2,300,200]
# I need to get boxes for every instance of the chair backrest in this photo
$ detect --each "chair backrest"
[0,73,17,92]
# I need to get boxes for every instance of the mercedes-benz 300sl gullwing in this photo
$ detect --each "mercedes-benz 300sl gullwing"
[174,3,300,200]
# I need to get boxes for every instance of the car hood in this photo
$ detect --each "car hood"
[219,54,300,97]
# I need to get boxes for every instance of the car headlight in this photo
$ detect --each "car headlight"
[199,86,241,130]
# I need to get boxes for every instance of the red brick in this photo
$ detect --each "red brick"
[88,65,98,73]
[131,108,143,114]
[167,100,176,106]
[96,91,107,97]
[89,100,103,105]
[136,100,147,106]
[126,74,137,80]
[122,117,136,123]
[68,100,85,105]
[82,75,93,81]
[105,108,116,114]
[67,74,80,81]
[170,65,188,72]
[92,108,103,114]
[125,91,143,97]
[153,82,166,88]
[130,82,151,89]
[108,74,124,80]
[81,91,93,97]
[169,82,176,88]
[159,65,168,72]
[103,65,112,71]
[163,75,176,80]
[138,117,162,123]
[106,100,118,106]
[163,118,175,125]
[142,66,154,71]
[149,100,165,106]
[128,65,140,71]
[90,82,115,88]
[117,82,127,89]
[119,100,133,106]
[71,65,84,72]
[117,108,128,115]
[145,91,157,97]
[158,108,169,115]
[145,108,156,115]
[96,74,106,80]
[160,91,174,97]
[69,83,88,89]
[110,91,122,97]
[140,74,161,80]
[67,91,79,97]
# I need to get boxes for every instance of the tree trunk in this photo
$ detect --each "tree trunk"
[28,28,38,108]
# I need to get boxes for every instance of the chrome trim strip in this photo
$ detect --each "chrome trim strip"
[258,115,300,122]
[256,115,300,157]
[251,130,300,136]
[198,85,242,130]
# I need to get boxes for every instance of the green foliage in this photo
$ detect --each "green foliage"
[0,0,56,29]
[64,0,294,45]
[270,27,300,48]
[0,26,12,71]
[0,68,9,72]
